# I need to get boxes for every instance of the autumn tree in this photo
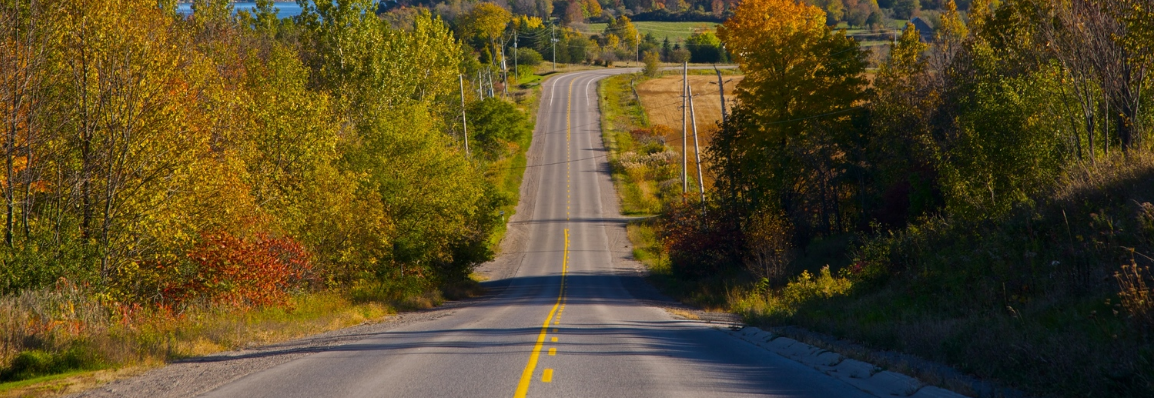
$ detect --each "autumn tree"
[459,2,511,75]
[605,16,640,53]
[642,51,661,76]
[715,0,868,236]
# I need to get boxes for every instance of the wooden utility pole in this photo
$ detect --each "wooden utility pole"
[513,32,519,85]
[688,84,706,206]
[681,62,688,195]
[714,65,727,125]
[459,74,470,155]
[500,33,509,97]
[551,23,557,71]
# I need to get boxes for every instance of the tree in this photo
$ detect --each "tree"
[824,0,844,24]
[718,0,866,136]
[715,0,868,235]
[605,16,639,51]
[566,36,593,63]
[467,98,531,159]
[865,23,940,226]
[642,51,661,76]
[516,47,544,66]
[744,210,794,289]
[458,3,512,74]
[536,0,554,19]
[1035,0,1153,153]
[893,0,918,18]
[685,31,722,63]
[582,0,603,18]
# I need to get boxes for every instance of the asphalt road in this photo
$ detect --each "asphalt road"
[197,70,875,398]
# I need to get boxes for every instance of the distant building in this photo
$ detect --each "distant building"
[905,17,935,42]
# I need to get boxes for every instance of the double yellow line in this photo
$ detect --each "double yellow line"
[513,229,569,397]
[512,77,575,398]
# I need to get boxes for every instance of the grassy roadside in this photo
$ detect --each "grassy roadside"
[0,288,409,398]
[598,71,735,310]
[483,77,542,253]
[598,73,673,216]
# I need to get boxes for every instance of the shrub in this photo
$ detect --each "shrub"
[744,210,795,286]
[467,98,531,159]
[0,345,101,382]
[161,232,313,309]
[515,47,543,67]
[642,51,661,77]
[659,201,745,279]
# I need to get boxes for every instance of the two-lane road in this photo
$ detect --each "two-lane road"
[197,70,875,398]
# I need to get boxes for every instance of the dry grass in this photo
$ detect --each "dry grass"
[665,308,701,320]
[635,74,742,189]
[636,74,740,132]
[0,287,398,396]
[0,365,154,398]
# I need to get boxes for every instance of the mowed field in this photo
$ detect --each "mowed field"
[636,73,741,186]
[583,21,720,42]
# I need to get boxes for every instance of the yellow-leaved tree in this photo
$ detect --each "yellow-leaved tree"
[712,0,868,235]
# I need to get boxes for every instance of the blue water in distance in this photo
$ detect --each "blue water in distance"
[175,2,304,18]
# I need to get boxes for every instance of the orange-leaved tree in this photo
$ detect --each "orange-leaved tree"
[712,0,868,237]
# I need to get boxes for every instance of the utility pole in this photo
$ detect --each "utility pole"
[681,62,688,196]
[714,65,727,125]
[513,31,519,86]
[551,22,557,71]
[500,34,509,97]
[688,84,706,206]
[636,33,640,65]
[459,74,470,155]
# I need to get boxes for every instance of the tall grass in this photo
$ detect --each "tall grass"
[599,73,686,215]
[0,279,421,388]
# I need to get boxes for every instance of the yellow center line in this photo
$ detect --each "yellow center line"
[513,79,574,398]
[548,348,557,356]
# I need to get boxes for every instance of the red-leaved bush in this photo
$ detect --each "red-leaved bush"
[659,200,746,279]
[162,232,313,308]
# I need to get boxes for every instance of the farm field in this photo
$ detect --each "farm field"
[582,19,909,47]
[635,73,742,187]
[583,21,719,42]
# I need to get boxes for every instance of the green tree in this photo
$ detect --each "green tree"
[516,47,543,67]
[467,98,532,160]
[893,0,918,18]
[685,31,723,63]
[642,51,661,77]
